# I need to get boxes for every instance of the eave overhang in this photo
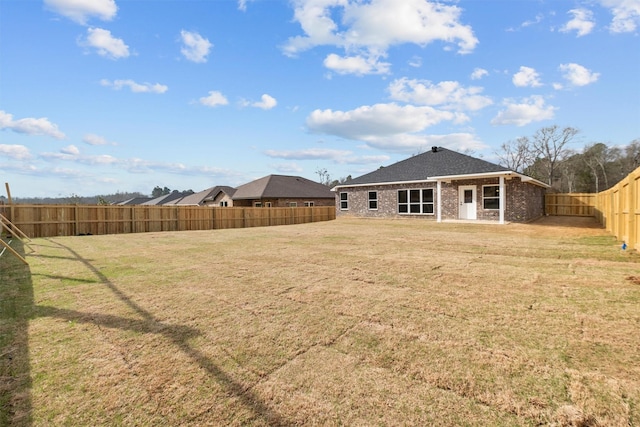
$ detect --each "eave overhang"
[332,171,549,190]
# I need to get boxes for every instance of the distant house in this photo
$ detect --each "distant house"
[171,186,237,207]
[231,175,334,208]
[141,192,188,206]
[332,147,549,224]
[115,197,153,206]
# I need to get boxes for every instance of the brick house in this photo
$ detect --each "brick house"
[333,147,549,224]
[232,175,335,208]
[171,186,237,207]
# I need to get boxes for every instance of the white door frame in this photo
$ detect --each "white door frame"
[458,185,477,220]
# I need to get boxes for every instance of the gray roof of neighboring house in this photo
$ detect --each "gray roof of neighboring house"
[340,147,513,186]
[232,175,334,200]
[141,192,188,205]
[115,197,153,205]
[171,186,237,205]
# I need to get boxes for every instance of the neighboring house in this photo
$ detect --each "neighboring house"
[171,186,237,207]
[333,147,549,224]
[115,197,153,205]
[141,192,188,206]
[231,175,334,208]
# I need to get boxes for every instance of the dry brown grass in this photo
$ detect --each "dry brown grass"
[2,216,639,426]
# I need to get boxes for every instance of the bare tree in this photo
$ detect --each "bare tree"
[531,125,579,187]
[496,136,534,172]
[582,142,622,192]
[559,151,581,193]
[315,168,332,186]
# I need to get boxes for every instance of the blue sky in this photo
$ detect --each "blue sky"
[1,0,639,198]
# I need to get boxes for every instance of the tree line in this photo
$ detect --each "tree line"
[496,125,639,193]
[3,186,195,205]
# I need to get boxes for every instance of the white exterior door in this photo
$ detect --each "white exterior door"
[458,186,477,220]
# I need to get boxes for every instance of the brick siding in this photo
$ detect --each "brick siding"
[336,177,545,223]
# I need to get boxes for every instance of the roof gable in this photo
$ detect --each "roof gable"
[172,186,237,205]
[344,147,512,185]
[233,175,334,200]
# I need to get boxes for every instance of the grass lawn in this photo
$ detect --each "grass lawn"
[1,216,639,426]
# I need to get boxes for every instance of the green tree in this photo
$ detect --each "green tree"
[152,186,172,197]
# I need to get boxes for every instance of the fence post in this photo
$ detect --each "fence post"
[629,170,637,250]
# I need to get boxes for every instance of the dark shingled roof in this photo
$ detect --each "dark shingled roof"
[343,147,512,185]
[141,191,188,205]
[232,175,334,200]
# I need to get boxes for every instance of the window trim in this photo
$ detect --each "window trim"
[304,201,314,207]
[340,192,349,210]
[397,188,434,215]
[482,185,500,210]
[368,191,378,210]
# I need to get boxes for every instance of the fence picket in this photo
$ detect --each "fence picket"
[0,205,336,238]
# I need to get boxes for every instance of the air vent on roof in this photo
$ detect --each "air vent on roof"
[431,146,438,153]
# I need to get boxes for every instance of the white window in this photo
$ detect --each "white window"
[254,202,262,207]
[368,191,378,210]
[288,202,297,207]
[483,185,500,210]
[398,189,434,215]
[304,201,314,207]
[340,192,349,210]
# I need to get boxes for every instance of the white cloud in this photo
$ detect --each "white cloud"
[470,68,488,80]
[387,78,492,112]
[304,102,474,152]
[265,148,390,165]
[83,133,116,146]
[360,132,486,152]
[491,96,556,127]
[561,8,596,37]
[0,110,66,140]
[251,94,278,110]
[237,0,256,12]
[199,91,229,107]
[265,148,353,161]
[41,146,119,165]
[0,144,32,160]
[180,30,212,63]
[307,103,458,141]
[81,28,129,59]
[61,145,81,155]
[506,13,544,32]
[44,0,117,25]
[598,0,640,33]
[100,79,168,93]
[559,63,600,86]
[324,53,390,76]
[512,66,542,87]
[283,0,478,74]
[271,162,304,173]
[408,56,422,68]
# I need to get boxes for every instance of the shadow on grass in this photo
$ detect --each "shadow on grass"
[36,239,291,426]
[0,238,33,426]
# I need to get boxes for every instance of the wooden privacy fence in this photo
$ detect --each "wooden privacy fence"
[594,166,640,252]
[0,205,336,238]
[545,193,596,216]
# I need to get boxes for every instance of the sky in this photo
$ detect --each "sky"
[1,0,639,198]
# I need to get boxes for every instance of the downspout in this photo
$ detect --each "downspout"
[437,180,442,223]
[499,176,505,224]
